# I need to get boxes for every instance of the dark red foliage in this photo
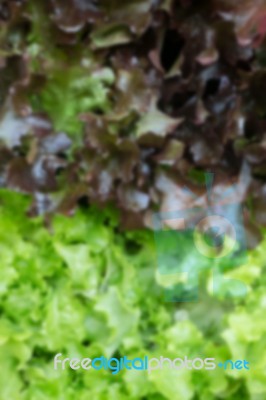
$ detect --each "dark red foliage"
[0,0,265,235]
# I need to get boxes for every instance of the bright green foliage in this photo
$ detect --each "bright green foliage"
[30,66,114,137]
[0,189,265,399]
[26,1,115,138]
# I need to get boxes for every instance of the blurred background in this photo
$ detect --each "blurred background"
[0,0,265,399]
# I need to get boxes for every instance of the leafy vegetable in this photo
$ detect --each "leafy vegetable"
[0,0,264,230]
[0,189,265,399]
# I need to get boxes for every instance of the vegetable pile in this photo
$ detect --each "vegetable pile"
[0,0,265,229]
[0,189,265,399]
[0,1,266,399]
